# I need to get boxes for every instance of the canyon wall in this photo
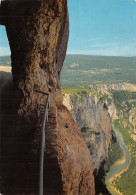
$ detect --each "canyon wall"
[0,1,95,194]
[129,108,136,132]
[129,108,136,142]
[63,93,112,172]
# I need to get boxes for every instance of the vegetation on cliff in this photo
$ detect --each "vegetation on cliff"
[112,90,136,112]
[62,88,101,98]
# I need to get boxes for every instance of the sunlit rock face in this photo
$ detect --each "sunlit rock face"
[63,93,112,171]
[129,108,136,142]
[0,1,95,194]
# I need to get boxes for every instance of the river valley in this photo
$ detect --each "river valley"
[105,125,131,195]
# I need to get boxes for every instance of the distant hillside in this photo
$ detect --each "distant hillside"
[0,55,136,88]
[60,55,136,88]
[0,56,11,66]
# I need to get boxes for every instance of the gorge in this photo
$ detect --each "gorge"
[105,125,130,195]
[62,83,136,195]
[0,0,136,195]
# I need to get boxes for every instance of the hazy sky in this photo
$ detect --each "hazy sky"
[0,0,136,56]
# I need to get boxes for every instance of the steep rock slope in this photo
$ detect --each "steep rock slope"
[0,1,95,194]
[129,108,136,132]
[129,108,136,141]
[63,93,112,171]
[108,102,118,120]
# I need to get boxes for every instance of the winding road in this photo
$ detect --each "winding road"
[105,125,131,195]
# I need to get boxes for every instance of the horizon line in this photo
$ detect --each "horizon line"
[0,54,136,58]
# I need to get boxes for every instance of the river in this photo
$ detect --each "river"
[105,126,131,195]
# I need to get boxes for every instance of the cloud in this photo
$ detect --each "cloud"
[67,42,136,57]
[88,37,101,42]
[128,0,136,2]
[0,47,11,56]
[90,43,119,48]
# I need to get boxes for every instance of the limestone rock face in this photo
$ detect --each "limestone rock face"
[129,108,136,132]
[63,93,112,171]
[108,102,118,120]
[129,108,136,142]
[0,1,95,194]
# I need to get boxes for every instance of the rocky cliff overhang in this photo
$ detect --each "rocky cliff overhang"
[0,1,95,194]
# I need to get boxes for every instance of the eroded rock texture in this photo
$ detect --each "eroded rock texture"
[63,93,112,194]
[0,0,95,194]
[1,0,69,116]
[45,105,95,195]
[63,93,112,171]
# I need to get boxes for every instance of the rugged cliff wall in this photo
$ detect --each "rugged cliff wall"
[0,1,95,194]
[63,92,112,172]
[129,108,136,142]
[108,102,118,120]
[129,108,136,131]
